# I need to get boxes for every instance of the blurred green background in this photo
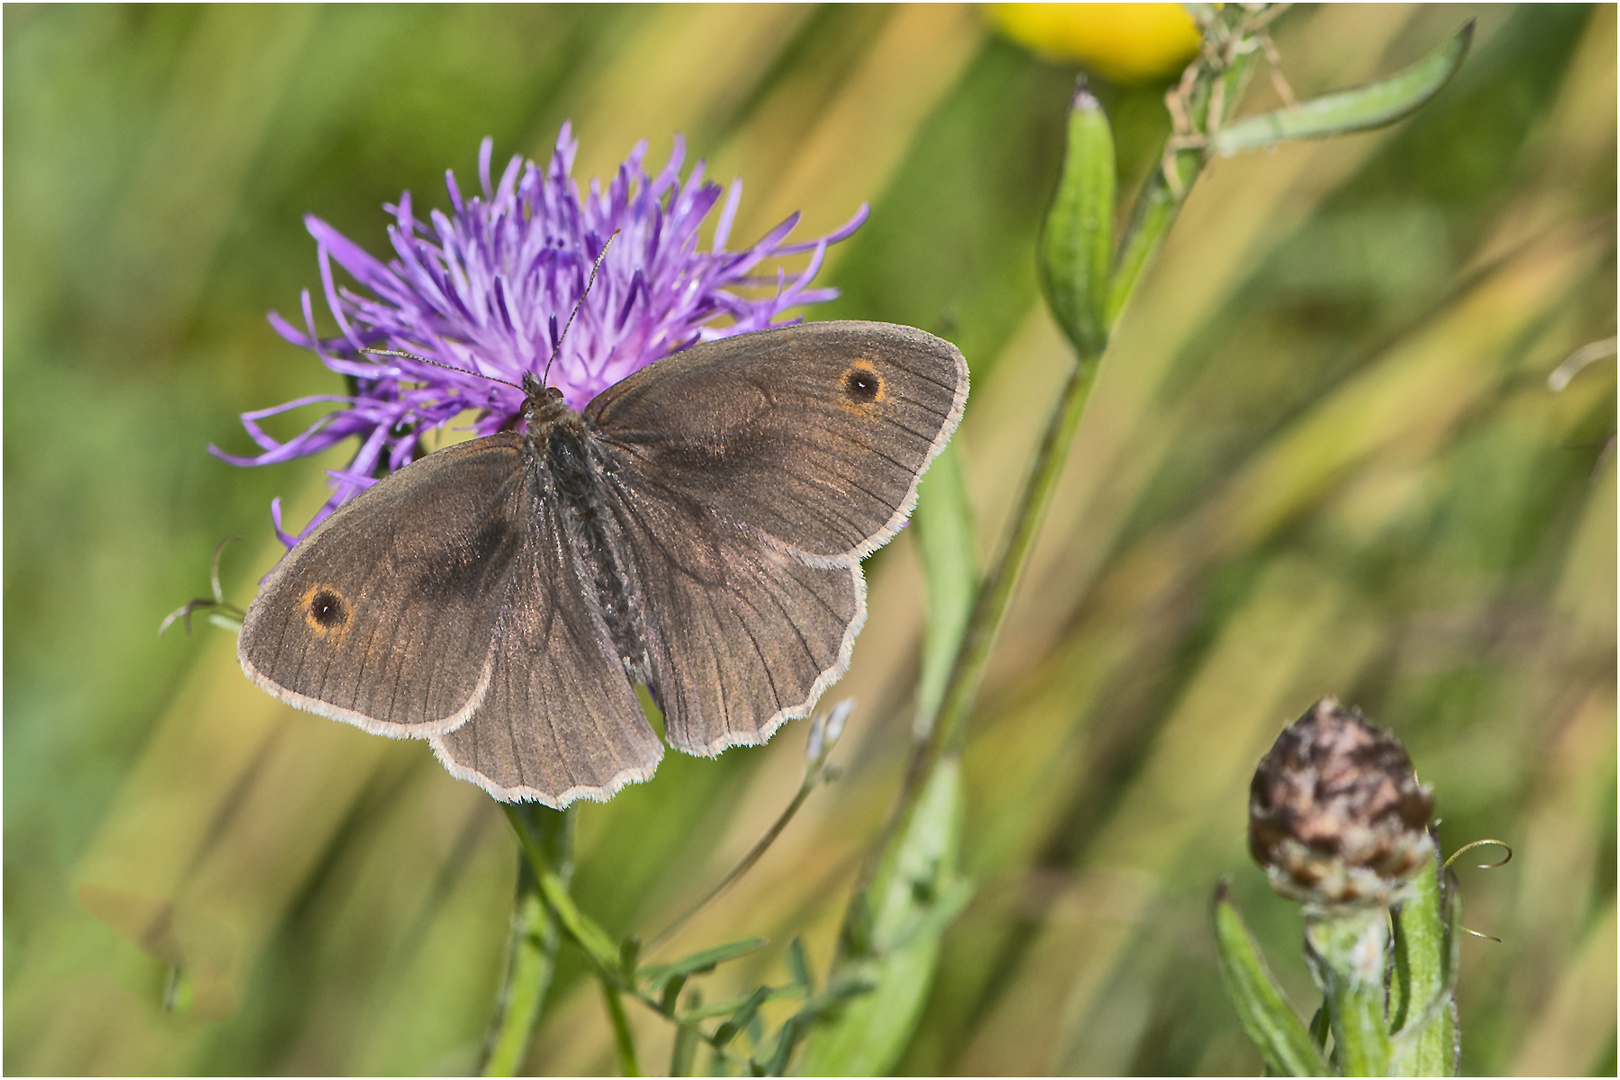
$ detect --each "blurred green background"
[5,4,1613,1074]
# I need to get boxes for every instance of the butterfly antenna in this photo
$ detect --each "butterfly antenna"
[541,229,620,388]
[360,348,524,393]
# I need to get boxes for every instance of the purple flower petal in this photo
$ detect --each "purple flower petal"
[218,127,863,546]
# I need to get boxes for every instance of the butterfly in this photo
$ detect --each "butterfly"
[238,320,967,805]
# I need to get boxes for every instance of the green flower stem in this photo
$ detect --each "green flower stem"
[817,11,1276,1068]
[602,980,642,1076]
[930,353,1097,760]
[1110,9,1263,324]
[916,3,1265,817]
[481,864,556,1075]
[483,805,576,1076]
[1306,908,1395,1076]
[1391,844,1459,1076]
[503,805,623,975]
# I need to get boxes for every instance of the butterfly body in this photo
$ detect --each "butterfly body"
[239,321,968,805]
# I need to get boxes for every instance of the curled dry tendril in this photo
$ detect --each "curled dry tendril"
[1443,838,1513,944]
[159,536,245,636]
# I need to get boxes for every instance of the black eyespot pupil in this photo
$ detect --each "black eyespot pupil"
[310,589,347,627]
[845,369,880,401]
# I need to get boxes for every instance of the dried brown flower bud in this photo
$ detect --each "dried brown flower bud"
[1249,699,1435,909]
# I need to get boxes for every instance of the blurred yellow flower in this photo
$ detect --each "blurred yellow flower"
[988,3,1203,82]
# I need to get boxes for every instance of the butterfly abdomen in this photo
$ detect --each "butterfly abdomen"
[542,421,653,688]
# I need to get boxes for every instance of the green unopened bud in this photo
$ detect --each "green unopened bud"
[1249,699,1435,912]
[1038,81,1115,356]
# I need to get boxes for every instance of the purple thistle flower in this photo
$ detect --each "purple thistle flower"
[214,125,866,547]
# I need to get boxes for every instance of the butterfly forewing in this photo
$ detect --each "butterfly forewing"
[585,321,968,561]
[238,438,529,736]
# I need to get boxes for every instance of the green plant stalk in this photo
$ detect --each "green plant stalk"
[602,980,642,1076]
[1391,844,1459,1075]
[481,866,555,1075]
[930,353,1098,760]
[483,805,576,1075]
[1306,908,1394,1076]
[896,2,1265,849]
[815,10,1271,1066]
[1110,10,1262,323]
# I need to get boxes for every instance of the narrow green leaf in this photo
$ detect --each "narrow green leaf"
[1212,884,1332,1076]
[682,986,803,1022]
[712,986,771,1049]
[658,973,688,1017]
[911,443,978,742]
[786,938,813,992]
[796,761,964,1075]
[818,977,875,1007]
[757,1014,802,1077]
[1211,21,1474,156]
[1038,82,1117,356]
[1309,1004,1332,1052]
[619,936,642,981]
[638,937,769,986]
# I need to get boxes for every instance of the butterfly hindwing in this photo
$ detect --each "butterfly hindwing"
[598,459,863,755]
[430,490,665,804]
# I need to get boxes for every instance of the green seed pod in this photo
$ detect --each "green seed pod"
[1038,82,1116,357]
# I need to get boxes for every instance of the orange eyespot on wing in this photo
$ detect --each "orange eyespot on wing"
[300,584,353,643]
[840,358,888,411]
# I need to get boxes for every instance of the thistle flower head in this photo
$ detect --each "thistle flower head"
[214,126,865,546]
[1248,699,1436,911]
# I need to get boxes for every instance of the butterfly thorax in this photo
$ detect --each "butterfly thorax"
[518,377,575,429]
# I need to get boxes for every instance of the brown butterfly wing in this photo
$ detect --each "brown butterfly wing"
[594,465,862,755]
[237,437,529,736]
[585,321,968,562]
[583,321,966,752]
